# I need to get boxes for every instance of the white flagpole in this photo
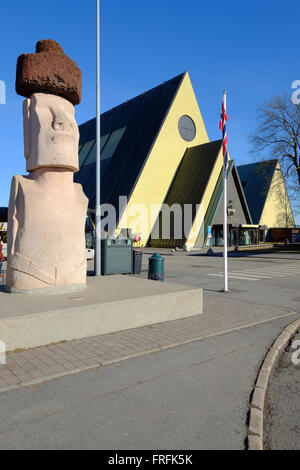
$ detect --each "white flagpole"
[95,0,101,276]
[223,91,228,292]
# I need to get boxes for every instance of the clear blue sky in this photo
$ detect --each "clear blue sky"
[1,0,299,221]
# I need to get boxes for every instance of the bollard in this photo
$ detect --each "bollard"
[148,253,164,282]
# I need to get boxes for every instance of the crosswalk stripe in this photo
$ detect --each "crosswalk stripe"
[264,265,300,269]
[255,268,300,273]
[231,268,300,276]
[208,270,295,280]
[236,264,300,269]
[228,271,271,278]
[237,270,287,277]
[251,271,299,276]
[234,265,300,271]
[207,263,300,282]
[275,266,300,269]
[208,273,259,281]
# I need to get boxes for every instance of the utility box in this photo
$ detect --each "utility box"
[101,238,133,275]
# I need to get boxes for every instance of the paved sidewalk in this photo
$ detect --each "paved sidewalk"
[0,316,296,450]
[0,294,296,393]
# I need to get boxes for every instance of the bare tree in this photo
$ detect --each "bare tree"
[250,94,300,187]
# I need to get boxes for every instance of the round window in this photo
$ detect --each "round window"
[178,115,196,142]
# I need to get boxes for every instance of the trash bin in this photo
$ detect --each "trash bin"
[101,237,133,275]
[133,250,143,274]
[148,253,164,282]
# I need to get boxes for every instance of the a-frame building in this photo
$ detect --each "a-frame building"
[76,72,294,249]
[238,160,295,228]
[149,144,252,249]
[76,71,224,247]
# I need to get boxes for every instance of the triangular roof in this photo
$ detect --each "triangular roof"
[237,160,278,224]
[204,160,252,238]
[149,140,222,247]
[75,72,186,214]
[164,140,222,207]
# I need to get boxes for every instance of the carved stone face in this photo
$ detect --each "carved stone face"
[23,93,79,172]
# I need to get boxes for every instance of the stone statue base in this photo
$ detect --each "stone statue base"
[6,284,86,296]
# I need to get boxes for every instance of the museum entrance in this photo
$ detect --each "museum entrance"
[207,224,260,247]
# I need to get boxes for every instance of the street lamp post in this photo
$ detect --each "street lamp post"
[95,0,101,276]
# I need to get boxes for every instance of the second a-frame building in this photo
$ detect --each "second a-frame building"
[75,71,294,249]
[238,160,295,229]
[149,143,253,249]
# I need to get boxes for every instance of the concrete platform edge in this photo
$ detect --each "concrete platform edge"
[0,288,203,351]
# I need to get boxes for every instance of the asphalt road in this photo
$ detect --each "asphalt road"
[0,316,293,450]
[265,331,300,450]
[0,249,299,450]
[139,248,300,312]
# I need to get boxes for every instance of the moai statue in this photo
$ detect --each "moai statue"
[6,40,88,293]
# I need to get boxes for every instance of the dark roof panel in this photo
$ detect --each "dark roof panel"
[76,73,185,214]
[149,140,222,247]
[205,161,252,233]
[237,160,277,224]
[108,74,185,214]
[164,140,222,207]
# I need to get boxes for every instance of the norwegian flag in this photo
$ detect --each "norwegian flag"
[219,92,228,171]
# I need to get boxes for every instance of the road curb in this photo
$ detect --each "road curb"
[247,317,300,450]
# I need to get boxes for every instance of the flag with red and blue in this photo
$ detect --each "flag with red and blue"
[219,93,228,171]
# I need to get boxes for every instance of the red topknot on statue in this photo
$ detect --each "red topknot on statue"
[16,39,82,105]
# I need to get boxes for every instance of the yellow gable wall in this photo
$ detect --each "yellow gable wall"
[259,161,295,228]
[117,71,210,245]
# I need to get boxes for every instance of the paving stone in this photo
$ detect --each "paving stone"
[0,307,298,394]
[4,376,19,386]
[14,372,32,382]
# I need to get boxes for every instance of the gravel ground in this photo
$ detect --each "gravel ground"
[265,331,300,450]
